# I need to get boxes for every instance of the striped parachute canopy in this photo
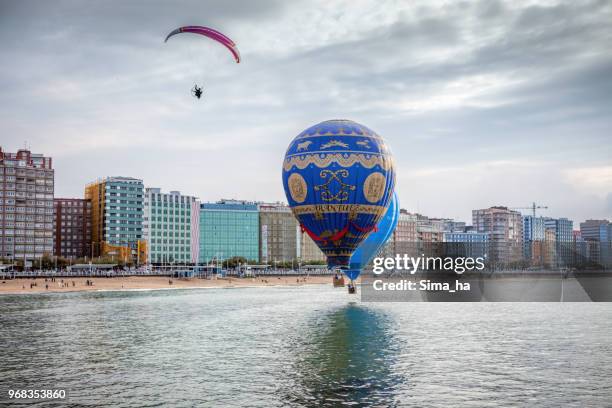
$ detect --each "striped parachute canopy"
[164,25,240,63]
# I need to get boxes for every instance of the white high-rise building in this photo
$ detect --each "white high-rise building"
[143,188,200,264]
[0,148,54,262]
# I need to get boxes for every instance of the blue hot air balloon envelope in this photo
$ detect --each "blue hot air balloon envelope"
[282,119,396,269]
[345,192,399,281]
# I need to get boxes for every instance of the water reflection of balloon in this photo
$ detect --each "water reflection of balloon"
[288,305,401,406]
[282,120,396,291]
[346,192,399,281]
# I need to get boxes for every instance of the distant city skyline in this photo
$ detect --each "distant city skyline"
[0,144,607,227]
[1,0,611,225]
[0,146,608,265]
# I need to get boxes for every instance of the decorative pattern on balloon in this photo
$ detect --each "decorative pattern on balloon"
[282,153,393,172]
[282,119,396,269]
[314,170,355,202]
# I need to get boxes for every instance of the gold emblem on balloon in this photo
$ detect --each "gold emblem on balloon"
[363,172,386,203]
[288,173,308,203]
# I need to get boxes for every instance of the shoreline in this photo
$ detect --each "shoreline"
[0,275,337,295]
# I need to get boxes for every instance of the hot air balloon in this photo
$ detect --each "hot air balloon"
[345,192,399,281]
[282,120,396,291]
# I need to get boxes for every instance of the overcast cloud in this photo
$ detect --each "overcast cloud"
[1,0,610,224]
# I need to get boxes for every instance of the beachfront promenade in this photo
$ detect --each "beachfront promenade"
[0,266,334,280]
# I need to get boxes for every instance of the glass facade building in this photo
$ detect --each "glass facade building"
[443,231,489,259]
[544,217,573,266]
[144,188,199,264]
[523,216,546,242]
[85,177,144,257]
[579,219,610,242]
[579,219,611,266]
[544,217,573,243]
[199,200,259,263]
[523,215,545,261]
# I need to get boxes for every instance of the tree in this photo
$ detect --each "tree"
[40,254,54,270]
[223,256,247,269]
[303,260,326,266]
[56,257,70,269]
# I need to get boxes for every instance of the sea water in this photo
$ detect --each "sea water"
[0,286,610,407]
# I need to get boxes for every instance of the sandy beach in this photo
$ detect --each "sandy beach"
[0,275,339,295]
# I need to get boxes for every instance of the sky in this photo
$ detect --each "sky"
[0,0,610,225]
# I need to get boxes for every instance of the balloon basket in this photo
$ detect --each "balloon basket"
[347,280,356,294]
[333,273,345,287]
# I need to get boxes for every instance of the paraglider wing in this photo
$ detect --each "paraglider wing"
[164,27,183,42]
[164,26,241,63]
[345,192,399,281]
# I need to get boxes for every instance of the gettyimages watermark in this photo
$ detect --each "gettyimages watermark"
[357,242,612,302]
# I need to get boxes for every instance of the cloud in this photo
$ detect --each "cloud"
[398,160,612,223]
[564,166,612,195]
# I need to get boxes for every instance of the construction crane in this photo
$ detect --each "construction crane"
[510,202,548,217]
